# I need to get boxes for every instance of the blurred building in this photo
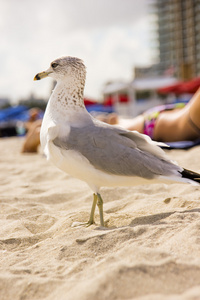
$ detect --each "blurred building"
[152,0,200,80]
[135,0,200,80]
[134,64,161,78]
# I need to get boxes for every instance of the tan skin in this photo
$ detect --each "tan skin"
[102,88,200,142]
[21,119,42,153]
[21,88,200,153]
[21,109,42,153]
[154,88,200,142]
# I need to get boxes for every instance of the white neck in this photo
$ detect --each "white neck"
[46,81,92,126]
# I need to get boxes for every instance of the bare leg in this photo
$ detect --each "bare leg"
[107,113,119,125]
[124,115,144,132]
[96,112,145,134]
[95,113,119,125]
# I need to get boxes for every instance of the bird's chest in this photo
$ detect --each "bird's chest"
[40,103,68,149]
[47,140,95,182]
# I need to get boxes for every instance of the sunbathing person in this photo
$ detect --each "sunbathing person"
[21,88,200,153]
[97,87,200,142]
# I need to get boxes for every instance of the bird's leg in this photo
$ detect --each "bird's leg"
[97,193,105,227]
[71,193,97,227]
[87,193,98,226]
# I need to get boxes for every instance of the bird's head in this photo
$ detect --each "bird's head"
[34,56,86,85]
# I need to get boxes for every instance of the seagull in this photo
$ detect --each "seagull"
[34,56,200,227]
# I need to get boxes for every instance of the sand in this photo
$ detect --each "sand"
[0,137,200,300]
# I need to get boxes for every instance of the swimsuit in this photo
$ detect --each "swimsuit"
[143,103,187,139]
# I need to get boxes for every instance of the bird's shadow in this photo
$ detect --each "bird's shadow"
[93,208,200,231]
[129,208,200,227]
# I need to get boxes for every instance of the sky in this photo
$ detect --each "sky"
[0,0,153,103]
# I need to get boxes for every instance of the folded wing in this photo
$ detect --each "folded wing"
[53,122,182,179]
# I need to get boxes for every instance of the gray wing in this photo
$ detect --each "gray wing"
[53,122,181,179]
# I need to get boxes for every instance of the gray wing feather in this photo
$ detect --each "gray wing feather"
[53,123,181,179]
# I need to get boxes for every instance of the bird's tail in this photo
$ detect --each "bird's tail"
[180,168,200,184]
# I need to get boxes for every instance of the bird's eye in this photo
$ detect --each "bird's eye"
[51,63,59,68]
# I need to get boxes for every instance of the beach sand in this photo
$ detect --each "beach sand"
[0,137,200,300]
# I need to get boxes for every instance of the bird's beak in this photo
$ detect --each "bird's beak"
[34,70,51,81]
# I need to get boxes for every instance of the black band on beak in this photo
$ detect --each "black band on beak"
[34,74,41,81]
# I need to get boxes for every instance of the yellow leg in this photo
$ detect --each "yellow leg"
[97,193,105,227]
[71,194,97,227]
[87,194,98,226]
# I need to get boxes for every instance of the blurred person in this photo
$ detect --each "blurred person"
[21,108,42,153]
[97,87,200,143]
[21,88,200,153]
